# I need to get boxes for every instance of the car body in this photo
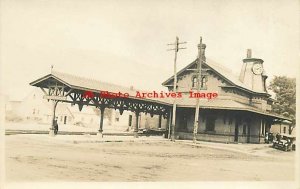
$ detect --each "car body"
[273,134,296,151]
[138,128,167,136]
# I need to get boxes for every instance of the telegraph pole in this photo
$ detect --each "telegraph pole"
[193,37,203,143]
[167,36,186,141]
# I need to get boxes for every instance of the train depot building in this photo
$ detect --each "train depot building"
[30,48,290,144]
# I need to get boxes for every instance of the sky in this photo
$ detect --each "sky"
[1,0,299,100]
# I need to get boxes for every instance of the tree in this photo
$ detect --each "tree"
[92,107,113,125]
[268,76,296,134]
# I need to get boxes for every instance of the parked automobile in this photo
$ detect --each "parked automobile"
[272,133,296,151]
[138,128,167,136]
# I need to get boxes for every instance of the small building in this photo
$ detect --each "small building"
[270,120,295,136]
[5,88,128,130]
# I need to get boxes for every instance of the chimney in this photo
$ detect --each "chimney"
[201,44,206,61]
[246,49,252,58]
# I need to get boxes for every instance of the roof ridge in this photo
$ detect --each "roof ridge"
[51,70,134,91]
[205,58,238,76]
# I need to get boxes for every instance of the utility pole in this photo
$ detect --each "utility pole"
[193,37,203,143]
[167,36,186,141]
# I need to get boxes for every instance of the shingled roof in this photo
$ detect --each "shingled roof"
[30,71,171,105]
[175,97,289,120]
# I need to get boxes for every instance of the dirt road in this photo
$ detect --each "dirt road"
[5,134,295,181]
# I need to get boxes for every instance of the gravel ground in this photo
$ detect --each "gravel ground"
[5,122,128,133]
[5,134,295,182]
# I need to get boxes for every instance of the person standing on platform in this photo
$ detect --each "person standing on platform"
[54,117,59,135]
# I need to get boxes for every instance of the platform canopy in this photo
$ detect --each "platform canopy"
[30,71,172,118]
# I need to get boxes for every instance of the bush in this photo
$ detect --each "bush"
[74,121,86,127]
[5,114,23,122]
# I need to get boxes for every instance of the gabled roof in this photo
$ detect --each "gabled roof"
[162,58,269,95]
[30,71,137,96]
[30,71,171,105]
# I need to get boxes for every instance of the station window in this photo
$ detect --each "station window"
[192,76,197,88]
[223,116,226,124]
[128,115,132,126]
[283,127,286,134]
[229,117,233,125]
[206,117,215,132]
[201,76,208,89]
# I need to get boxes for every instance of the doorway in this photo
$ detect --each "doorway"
[247,125,251,143]
[234,121,239,142]
[178,109,188,132]
[181,111,188,132]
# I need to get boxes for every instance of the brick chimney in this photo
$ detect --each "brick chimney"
[201,44,206,61]
[246,49,252,58]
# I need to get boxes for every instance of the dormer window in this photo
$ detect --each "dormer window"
[192,75,208,89]
[201,76,208,89]
[192,76,197,88]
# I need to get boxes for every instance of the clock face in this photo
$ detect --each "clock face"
[252,63,263,75]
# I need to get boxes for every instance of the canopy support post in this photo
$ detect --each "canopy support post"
[49,100,58,136]
[97,106,105,138]
[134,111,139,138]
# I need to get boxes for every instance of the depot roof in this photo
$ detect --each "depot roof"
[30,71,290,121]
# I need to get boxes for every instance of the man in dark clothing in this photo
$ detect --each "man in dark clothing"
[54,117,58,135]
[276,133,281,141]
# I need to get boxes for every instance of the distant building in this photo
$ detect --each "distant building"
[5,88,129,130]
[270,120,295,136]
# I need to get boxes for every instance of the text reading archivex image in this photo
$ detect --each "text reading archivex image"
[83,90,219,100]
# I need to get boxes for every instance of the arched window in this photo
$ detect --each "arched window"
[192,76,197,88]
[201,76,208,89]
[192,76,208,89]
